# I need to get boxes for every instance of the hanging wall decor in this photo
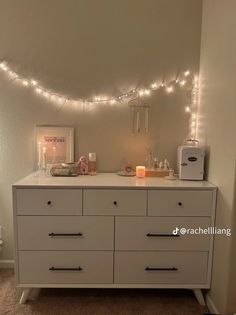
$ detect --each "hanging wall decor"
[129,97,150,134]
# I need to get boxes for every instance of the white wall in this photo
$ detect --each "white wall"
[0,1,202,260]
[198,0,236,314]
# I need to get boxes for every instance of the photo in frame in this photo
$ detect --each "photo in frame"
[35,126,75,170]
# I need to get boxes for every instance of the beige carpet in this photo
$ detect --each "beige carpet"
[0,269,208,315]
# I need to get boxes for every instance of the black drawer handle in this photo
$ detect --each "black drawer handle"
[47,201,52,205]
[146,233,180,237]
[48,233,83,237]
[113,201,118,206]
[145,267,178,271]
[178,202,183,207]
[49,266,83,271]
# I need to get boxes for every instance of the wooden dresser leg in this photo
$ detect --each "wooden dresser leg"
[19,288,32,304]
[30,288,41,300]
[193,289,205,306]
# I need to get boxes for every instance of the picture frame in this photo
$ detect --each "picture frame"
[35,126,75,170]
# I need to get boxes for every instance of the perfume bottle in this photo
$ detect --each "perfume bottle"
[164,158,170,170]
[89,153,97,175]
[154,157,158,170]
[145,152,154,170]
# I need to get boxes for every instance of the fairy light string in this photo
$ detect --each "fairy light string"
[0,60,198,135]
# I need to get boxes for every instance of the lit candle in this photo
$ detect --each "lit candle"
[136,166,146,178]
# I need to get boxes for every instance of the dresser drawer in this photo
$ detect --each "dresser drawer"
[17,216,114,250]
[16,189,82,215]
[83,189,147,216]
[18,251,113,284]
[114,251,208,284]
[115,217,211,251]
[148,190,213,216]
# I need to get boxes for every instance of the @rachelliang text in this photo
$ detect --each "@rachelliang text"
[172,227,231,237]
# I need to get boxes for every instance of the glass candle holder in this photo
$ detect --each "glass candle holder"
[136,166,146,178]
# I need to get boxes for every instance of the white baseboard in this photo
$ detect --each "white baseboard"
[206,293,220,314]
[0,259,14,269]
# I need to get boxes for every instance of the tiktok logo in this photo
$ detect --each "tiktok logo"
[172,227,179,235]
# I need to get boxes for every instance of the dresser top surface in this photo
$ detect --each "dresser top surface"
[13,173,216,189]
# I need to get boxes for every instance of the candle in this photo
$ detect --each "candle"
[38,142,41,169]
[136,166,146,178]
[42,146,46,170]
[53,146,56,164]
[145,107,149,133]
[136,110,140,133]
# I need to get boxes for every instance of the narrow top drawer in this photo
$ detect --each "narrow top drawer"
[83,189,147,216]
[16,189,82,215]
[148,190,213,216]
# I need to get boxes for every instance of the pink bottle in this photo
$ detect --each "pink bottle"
[89,153,97,175]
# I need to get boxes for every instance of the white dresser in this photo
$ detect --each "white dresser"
[13,173,217,304]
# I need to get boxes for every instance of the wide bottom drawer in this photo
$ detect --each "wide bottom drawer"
[114,251,208,284]
[18,251,113,284]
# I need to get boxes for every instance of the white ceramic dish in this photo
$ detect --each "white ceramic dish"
[117,171,136,177]
[165,175,178,180]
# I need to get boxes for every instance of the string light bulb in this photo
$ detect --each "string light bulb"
[31,80,38,86]
[185,106,191,112]
[151,83,157,89]
[36,87,42,94]
[0,62,8,71]
[184,70,190,77]
[22,80,29,86]
[166,86,173,93]
[8,71,18,78]
[139,90,144,96]
[180,80,186,86]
